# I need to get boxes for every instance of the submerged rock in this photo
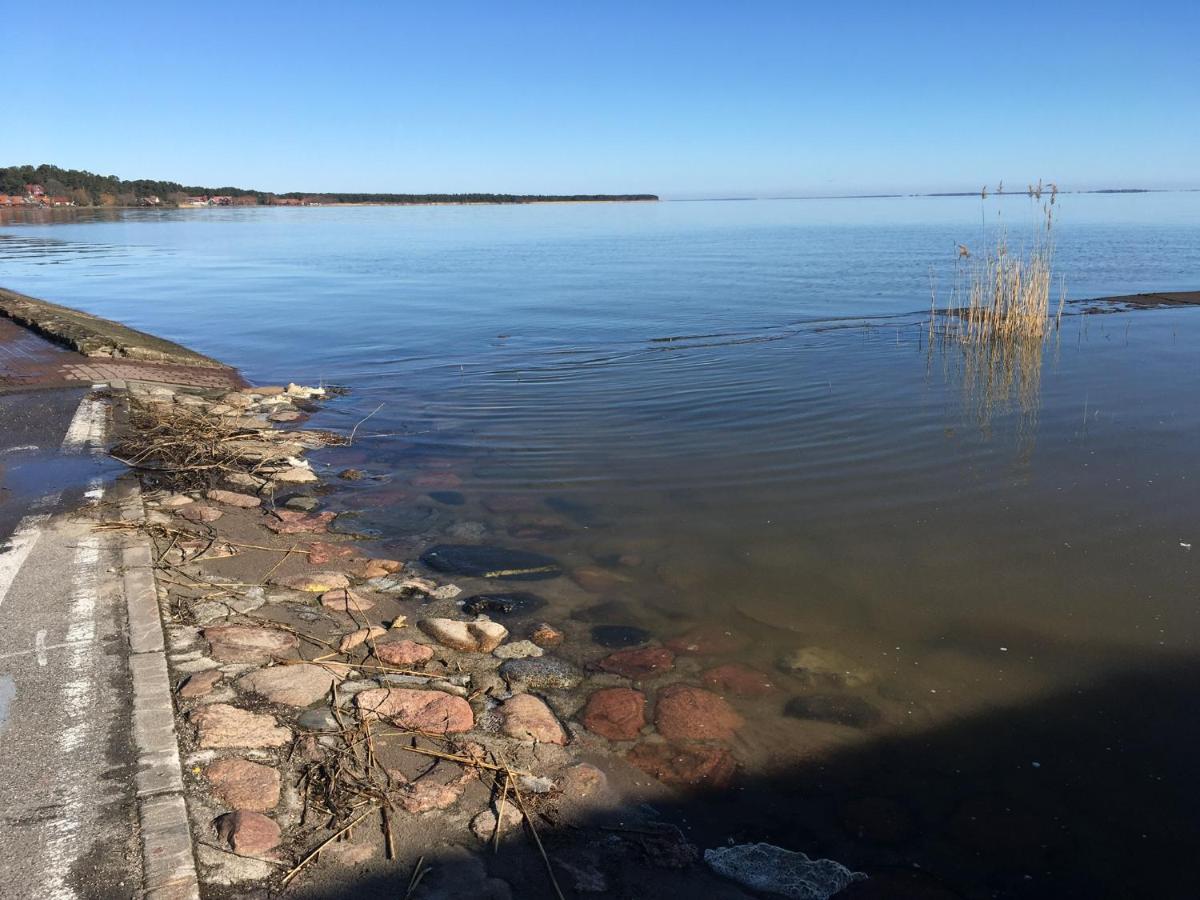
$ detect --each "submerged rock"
[625,742,736,787]
[421,544,562,580]
[461,591,546,617]
[596,646,674,680]
[777,647,873,688]
[784,693,881,728]
[590,624,652,649]
[330,505,438,537]
[498,656,583,692]
[428,490,466,506]
[581,687,646,741]
[654,684,744,741]
[701,663,777,696]
[665,626,749,656]
[703,842,866,900]
[529,622,564,648]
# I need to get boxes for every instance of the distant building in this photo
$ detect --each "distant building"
[209,195,233,206]
[182,196,208,207]
[0,195,11,206]
[141,195,162,206]
[49,196,73,207]
[24,183,45,197]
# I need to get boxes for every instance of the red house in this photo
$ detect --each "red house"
[25,183,45,197]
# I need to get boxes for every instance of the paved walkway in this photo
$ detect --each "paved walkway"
[0,392,142,899]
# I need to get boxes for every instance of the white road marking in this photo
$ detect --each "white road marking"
[0,511,52,611]
[34,630,48,666]
[0,444,39,455]
[60,396,107,454]
[0,638,92,662]
[43,477,105,900]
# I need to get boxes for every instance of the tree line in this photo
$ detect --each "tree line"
[0,164,657,206]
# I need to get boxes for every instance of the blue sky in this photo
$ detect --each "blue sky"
[7,1,1197,196]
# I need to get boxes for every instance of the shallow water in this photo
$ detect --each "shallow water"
[3,194,1200,896]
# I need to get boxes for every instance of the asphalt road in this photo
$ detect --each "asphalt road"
[0,388,141,898]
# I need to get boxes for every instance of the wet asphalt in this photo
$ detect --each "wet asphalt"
[0,387,141,898]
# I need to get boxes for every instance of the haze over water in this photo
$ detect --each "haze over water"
[3,192,1200,896]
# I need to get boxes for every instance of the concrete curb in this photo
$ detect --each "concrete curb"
[119,486,201,900]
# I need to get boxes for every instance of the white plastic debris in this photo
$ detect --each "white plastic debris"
[704,843,866,900]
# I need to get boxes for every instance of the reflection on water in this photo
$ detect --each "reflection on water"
[931,321,1055,459]
[2,197,1200,895]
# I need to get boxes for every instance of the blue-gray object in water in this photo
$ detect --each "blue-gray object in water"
[704,843,866,900]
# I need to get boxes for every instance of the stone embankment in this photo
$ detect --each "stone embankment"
[115,371,866,897]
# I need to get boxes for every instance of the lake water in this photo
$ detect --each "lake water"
[3,194,1200,897]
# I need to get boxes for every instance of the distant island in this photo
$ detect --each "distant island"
[0,164,658,209]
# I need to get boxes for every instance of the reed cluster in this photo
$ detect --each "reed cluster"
[933,181,1065,345]
[929,182,1065,441]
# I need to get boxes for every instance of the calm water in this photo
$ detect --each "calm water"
[3,194,1200,896]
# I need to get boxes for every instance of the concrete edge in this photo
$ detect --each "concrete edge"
[118,480,202,900]
[0,285,230,370]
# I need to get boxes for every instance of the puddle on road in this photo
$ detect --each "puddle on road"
[0,447,122,507]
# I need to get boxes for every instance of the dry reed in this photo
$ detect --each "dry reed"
[929,183,1066,439]
[932,181,1065,346]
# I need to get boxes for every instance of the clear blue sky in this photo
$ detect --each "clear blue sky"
[7,1,1197,197]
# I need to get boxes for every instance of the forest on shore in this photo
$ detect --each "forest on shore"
[0,164,658,207]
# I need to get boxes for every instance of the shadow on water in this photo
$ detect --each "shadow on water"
[288,654,1200,900]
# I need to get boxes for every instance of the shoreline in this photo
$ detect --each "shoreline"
[0,291,812,897]
[96,354,790,898]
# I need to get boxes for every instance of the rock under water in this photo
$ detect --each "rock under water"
[461,591,547,616]
[420,544,562,580]
[704,842,866,900]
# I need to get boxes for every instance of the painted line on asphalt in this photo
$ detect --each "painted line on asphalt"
[61,395,108,454]
[43,476,105,900]
[0,510,53,611]
[0,637,92,663]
